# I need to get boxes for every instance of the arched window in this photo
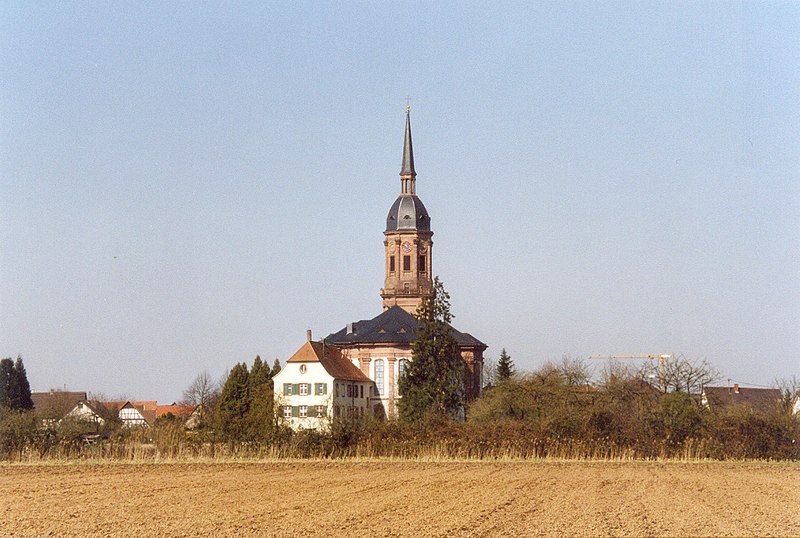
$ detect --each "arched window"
[398,359,408,395]
[375,359,384,396]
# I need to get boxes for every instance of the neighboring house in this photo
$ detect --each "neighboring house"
[273,331,375,430]
[61,401,107,426]
[60,400,198,430]
[31,390,87,424]
[701,384,782,414]
[155,404,200,428]
[100,401,157,428]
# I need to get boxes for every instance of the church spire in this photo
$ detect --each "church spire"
[400,106,416,194]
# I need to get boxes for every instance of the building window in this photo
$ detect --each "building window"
[283,406,292,418]
[299,405,307,418]
[389,256,395,273]
[315,383,327,395]
[300,383,309,396]
[299,364,307,374]
[403,255,411,272]
[317,405,326,417]
[398,359,408,395]
[359,385,363,399]
[375,359,384,396]
[418,255,426,272]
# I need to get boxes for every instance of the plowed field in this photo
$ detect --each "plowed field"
[1,460,798,537]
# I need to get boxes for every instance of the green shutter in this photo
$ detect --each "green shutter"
[320,406,327,417]
[292,406,299,418]
[293,383,299,396]
[308,406,317,417]
[323,383,328,395]
[284,383,291,395]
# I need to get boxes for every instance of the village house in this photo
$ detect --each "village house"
[61,400,107,427]
[59,400,199,430]
[272,330,374,430]
[31,390,87,425]
[701,384,783,414]
[156,403,202,429]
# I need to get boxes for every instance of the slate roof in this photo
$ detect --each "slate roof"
[385,194,431,232]
[703,386,782,413]
[287,340,372,382]
[324,305,486,349]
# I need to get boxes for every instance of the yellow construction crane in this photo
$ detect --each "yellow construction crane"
[589,354,673,393]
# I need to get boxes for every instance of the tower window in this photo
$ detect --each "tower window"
[418,255,426,272]
[389,256,395,273]
[403,255,411,271]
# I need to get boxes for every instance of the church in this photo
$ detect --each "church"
[273,109,486,427]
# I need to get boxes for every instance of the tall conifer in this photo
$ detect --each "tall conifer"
[398,277,464,421]
[0,358,14,409]
[497,348,515,381]
[247,355,274,440]
[216,362,250,440]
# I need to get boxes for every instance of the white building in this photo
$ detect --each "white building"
[273,330,375,430]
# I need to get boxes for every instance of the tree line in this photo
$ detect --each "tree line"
[1,278,798,461]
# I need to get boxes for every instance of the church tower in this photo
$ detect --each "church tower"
[381,108,433,313]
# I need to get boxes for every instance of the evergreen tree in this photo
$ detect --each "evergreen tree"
[398,277,464,421]
[247,355,274,440]
[0,356,33,411]
[216,362,250,440]
[271,358,281,376]
[496,348,515,381]
[0,358,14,409]
[11,357,34,410]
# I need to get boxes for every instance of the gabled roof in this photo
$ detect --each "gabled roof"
[324,305,486,349]
[102,401,157,425]
[287,340,371,382]
[31,391,87,416]
[703,386,782,413]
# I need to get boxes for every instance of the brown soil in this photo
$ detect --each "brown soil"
[1,460,798,537]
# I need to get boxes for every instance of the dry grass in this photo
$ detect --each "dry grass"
[1,460,798,537]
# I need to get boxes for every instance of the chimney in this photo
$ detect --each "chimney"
[347,322,355,335]
[733,383,739,394]
[306,329,312,342]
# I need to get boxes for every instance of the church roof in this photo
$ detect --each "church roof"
[385,194,431,232]
[324,305,486,349]
[287,340,371,382]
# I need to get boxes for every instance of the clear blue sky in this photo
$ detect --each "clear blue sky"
[2,2,798,402]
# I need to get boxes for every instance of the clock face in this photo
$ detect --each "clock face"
[401,241,413,254]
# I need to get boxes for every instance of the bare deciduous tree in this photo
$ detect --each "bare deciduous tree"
[482,356,497,389]
[638,355,719,394]
[181,371,220,408]
[558,355,591,387]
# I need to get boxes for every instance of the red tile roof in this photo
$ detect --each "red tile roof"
[155,405,197,419]
[287,340,371,382]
